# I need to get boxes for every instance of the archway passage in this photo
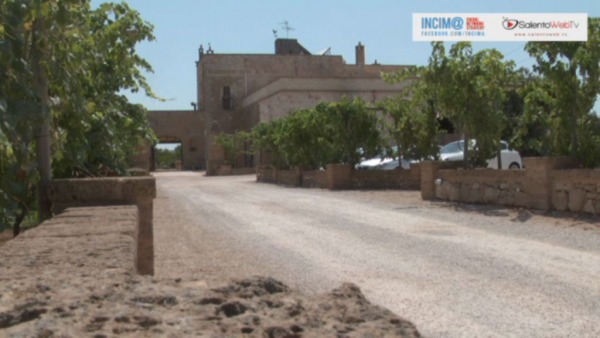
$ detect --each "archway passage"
[152,137,183,171]
[145,110,205,171]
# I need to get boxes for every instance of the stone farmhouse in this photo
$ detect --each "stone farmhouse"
[137,39,412,174]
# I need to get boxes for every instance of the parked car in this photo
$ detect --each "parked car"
[439,140,522,169]
[356,146,415,170]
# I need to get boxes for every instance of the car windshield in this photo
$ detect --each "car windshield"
[440,141,464,154]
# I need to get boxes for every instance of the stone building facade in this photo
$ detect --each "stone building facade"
[144,39,411,173]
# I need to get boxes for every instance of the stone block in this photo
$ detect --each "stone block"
[553,191,568,211]
[420,161,441,200]
[568,188,586,212]
[468,185,480,203]
[435,182,445,199]
[327,164,352,190]
[484,187,499,202]
[459,183,470,201]
[448,184,460,201]
[554,180,570,191]
[582,200,596,214]
[48,177,156,206]
[514,191,529,207]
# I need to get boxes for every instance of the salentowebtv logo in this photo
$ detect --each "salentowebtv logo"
[413,13,587,42]
[502,18,582,30]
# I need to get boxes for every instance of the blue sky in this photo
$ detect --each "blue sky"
[91,0,600,112]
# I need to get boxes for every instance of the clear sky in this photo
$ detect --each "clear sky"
[90,0,600,112]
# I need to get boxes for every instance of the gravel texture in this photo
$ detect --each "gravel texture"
[153,171,600,338]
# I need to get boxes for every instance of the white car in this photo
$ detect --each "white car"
[356,146,414,170]
[439,140,522,169]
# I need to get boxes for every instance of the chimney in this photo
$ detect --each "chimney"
[355,42,365,66]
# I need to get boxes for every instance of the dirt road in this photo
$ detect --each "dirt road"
[153,171,600,338]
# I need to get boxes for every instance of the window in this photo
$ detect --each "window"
[222,86,232,109]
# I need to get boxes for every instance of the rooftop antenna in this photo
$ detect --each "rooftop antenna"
[279,20,294,38]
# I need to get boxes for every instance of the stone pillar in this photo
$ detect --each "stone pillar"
[136,201,154,275]
[327,164,352,190]
[420,161,441,200]
[207,137,225,176]
[523,156,579,211]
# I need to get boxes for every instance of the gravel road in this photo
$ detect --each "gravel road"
[153,171,600,338]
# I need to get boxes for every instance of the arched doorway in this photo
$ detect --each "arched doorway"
[152,136,183,171]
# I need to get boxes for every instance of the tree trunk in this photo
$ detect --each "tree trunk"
[496,147,502,169]
[463,134,470,169]
[12,209,27,237]
[32,14,52,221]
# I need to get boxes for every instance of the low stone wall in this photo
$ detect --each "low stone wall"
[353,165,421,190]
[301,170,328,188]
[553,169,600,213]
[0,207,421,337]
[436,169,528,206]
[257,166,277,183]
[48,176,156,275]
[216,166,256,176]
[429,156,599,215]
[257,165,421,191]
[232,167,256,175]
[276,168,302,187]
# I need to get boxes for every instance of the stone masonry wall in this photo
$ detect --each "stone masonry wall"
[552,170,600,214]
[257,166,421,191]
[431,157,599,215]
[301,170,328,189]
[353,166,420,190]
[435,169,528,207]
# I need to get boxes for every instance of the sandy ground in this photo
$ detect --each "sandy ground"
[154,172,599,337]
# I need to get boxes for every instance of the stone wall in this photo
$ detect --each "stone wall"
[276,168,302,187]
[435,169,528,206]
[353,165,420,190]
[48,176,156,275]
[429,157,599,215]
[301,170,328,189]
[552,170,600,213]
[257,165,421,191]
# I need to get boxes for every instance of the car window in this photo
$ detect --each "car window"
[440,141,464,154]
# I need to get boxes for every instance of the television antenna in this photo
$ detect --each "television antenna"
[279,21,294,38]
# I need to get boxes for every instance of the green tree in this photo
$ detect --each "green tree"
[387,42,517,168]
[214,131,250,167]
[0,0,157,235]
[379,81,439,161]
[251,98,383,169]
[154,145,182,169]
[252,120,286,169]
[524,17,600,167]
[321,98,382,167]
